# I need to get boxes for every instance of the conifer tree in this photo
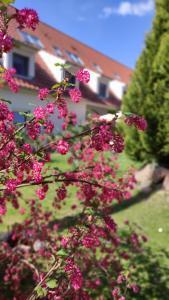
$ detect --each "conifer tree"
[122,0,169,166]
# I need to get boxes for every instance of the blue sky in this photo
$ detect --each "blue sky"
[14,0,154,68]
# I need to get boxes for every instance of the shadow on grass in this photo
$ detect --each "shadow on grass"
[111,184,162,214]
[50,185,162,232]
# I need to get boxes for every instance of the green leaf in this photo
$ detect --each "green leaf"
[19,112,33,118]
[123,112,133,116]
[67,83,75,87]
[35,286,47,297]
[57,249,67,257]
[0,0,15,4]
[54,63,71,69]
[52,83,61,89]
[0,5,7,11]
[46,279,57,289]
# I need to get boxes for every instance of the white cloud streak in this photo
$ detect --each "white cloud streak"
[100,0,154,18]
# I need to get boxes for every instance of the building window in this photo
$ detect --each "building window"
[20,31,44,48]
[13,53,29,77]
[53,47,63,57]
[65,51,84,65]
[99,82,107,98]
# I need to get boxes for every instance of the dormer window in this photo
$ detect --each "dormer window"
[20,31,43,48]
[66,51,84,66]
[93,63,102,73]
[64,70,76,87]
[53,47,63,57]
[99,82,107,98]
[13,53,29,77]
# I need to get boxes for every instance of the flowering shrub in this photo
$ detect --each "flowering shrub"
[0,2,149,300]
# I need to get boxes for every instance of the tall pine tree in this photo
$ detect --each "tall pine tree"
[122,0,169,167]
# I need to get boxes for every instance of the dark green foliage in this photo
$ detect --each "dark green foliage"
[122,0,169,166]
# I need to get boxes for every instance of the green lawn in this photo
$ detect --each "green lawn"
[114,189,169,252]
[1,152,169,299]
[1,152,169,256]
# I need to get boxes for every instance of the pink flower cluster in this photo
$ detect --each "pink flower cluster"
[56,140,69,155]
[65,259,83,290]
[104,216,117,232]
[36,185,48,200]
[111,134,124,153]
[0,101,14,121]
[2,68,19,93]
[38,88,49,100]
[125,115,147,131]
[91,125,113,151]
[0,33,13,53]
[69,87,81,103]
[32,160,43,183]
[16,8,39,31]
[6,178,18,192]
[76,69,90,83]
[33,106,46,120]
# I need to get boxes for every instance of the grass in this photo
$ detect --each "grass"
[1,151,169,256]
[114,189,169,253]
[1,152,169,299]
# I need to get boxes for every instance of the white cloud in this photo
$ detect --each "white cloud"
[100,0,154,18]
[100,6,114,18]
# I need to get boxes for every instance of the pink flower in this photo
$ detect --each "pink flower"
[57,101,68,119]
[16,8,39,31]
[6,179,18,192]
[71,267,83,290]
[46,102,55,114]
[112,288,120,299]
[129,283,139,294]
[38,88,49,100]
[33,106,46,120]
[0,33,13,53]
[111,134,124,153]
[19,208,26,215]
[22,143,32,154]
[104,216,117,232]
[65,260,83,291]
[76,69,90,83]
[82,234,100,248]
[36,187,46,200]
[3,68,19,93]
[0,206,6,215]
[56,186,67,200]
[0,101,12,121]
[69,88,81,103]
[56,140,69,155]
[125,115,147,131]
[119,297,126,300]
[44,120,54,133]
[117,274,126,284]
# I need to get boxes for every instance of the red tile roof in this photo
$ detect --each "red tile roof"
[7,6,132,108]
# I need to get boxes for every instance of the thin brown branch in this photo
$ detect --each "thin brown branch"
[27,259,61,300]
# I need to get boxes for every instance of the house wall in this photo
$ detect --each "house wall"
[109,80,126,100]
[38,50,65,82]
